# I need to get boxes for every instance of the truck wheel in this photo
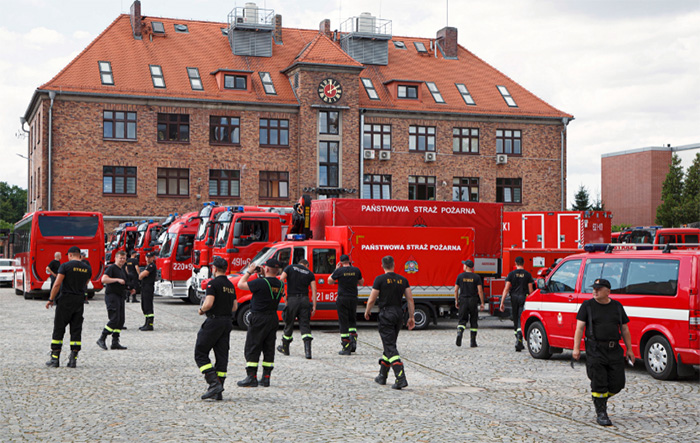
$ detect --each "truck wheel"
[526,322,552,359]
[187,287,200,304]
[24,290,33,300]
[15,288,23,296]
[236,304,251,331]
[644,335,677,380]
[412,305,430,330]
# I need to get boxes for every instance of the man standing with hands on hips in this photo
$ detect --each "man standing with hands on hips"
[573,278,634,427]
[97,250,129,350]
[364,255,415,390]
[454,259,484,348]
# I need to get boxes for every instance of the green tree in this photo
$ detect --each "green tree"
[571,184,591,211]
[612,224,631,232]
[656,154,684,227]
[590,192,604,211]
[681,153,700,224]
[0,182,27,228]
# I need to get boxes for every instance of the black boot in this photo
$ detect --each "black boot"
[515,331,524,352]
[261,366,273,387]
[391,361,408,390]
[350,332,358,352]
[338,338,352,355]
[201,371,223,400]
[375,360,390,385]
[593,396,613,426]
[111,336,127,350]
[96,331,109,350]
[66,351,78,368]
[45,351,60,368]
[139,316,154,331]
[132,295,139,303]
[303,338,312,359]
[237,367,258,387]
[470,330,478,348]
[276,337,291,356]
[456,328,464,347]
[216,377,226,400]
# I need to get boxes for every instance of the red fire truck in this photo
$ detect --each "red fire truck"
[133,219,165,266]
[105,222,139,264]
[154,212,200,302]
[12,211,105,299]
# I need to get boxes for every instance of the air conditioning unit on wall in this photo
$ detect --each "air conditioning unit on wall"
[496,154,508,164]
[379,151,391,161]
[363,150,375,160]
[424,152,436,162]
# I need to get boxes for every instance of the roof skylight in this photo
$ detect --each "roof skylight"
[414,41,427,53]
[98,61,114,86]
[393,41,406,49]
[174,24,189,33]
[259,72,276,95]
[456,83,476,105]
[152,21,165,34]
[425,82,444,103]
[361,78,379,100]
[187,67,203,90]
[150,65,165,88]
[497,85,517,107]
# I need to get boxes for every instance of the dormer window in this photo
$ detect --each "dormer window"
[456,83,476,105]
[151,21,165,34]
[174,24,189,33]
[224,75,247,90]
[414,42,427,53]
[187,67,203,90]
[425,82,444,103]
[260,72,276,95]
[497,85,517,107]
[398,85,418,99]
[393,41,406,49]
[361,78,379,100]
[150,65,165,88]
[98,61,114,85]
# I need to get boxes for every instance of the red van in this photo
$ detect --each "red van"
[520,245,699,380]
[654,228,700,249]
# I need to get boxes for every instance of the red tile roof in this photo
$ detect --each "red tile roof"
[39,14,571,119]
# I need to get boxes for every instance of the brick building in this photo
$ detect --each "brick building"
[23,1,572,230]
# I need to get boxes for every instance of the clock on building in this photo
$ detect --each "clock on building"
[318,78,342,104]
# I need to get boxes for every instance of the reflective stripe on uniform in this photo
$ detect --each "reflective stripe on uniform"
[262,361,274,368]
[216,372,227,378]
[69,341,81,346]
[457,325,466,331]
[592,392,610,398]
[246,362,259,368]
[51,340,62,345]
[105,325,114,332]
[340,333,350,338]
[388,355,401,363]
[199,363,213,372]
[145,314,154,318]
[470,328,477,332]
[301,334,313,339]
[348,328,357,333]
[283,335,293,341]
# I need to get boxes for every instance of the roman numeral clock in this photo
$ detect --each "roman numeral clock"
[318,78,342,104]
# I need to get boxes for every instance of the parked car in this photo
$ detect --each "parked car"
[0,259,19,287]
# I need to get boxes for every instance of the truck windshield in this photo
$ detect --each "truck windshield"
[160,233,177,257]
[214,213,232,248]
[136,224,148,247]
[240,247,273,272]
[156,229,168,247]
[38,216,99,237]
[196,206,213,240]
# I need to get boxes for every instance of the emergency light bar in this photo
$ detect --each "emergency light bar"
[286,234,306,241]
[583,243,612,252]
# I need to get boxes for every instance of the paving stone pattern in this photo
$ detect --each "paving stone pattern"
[0,287,697,442]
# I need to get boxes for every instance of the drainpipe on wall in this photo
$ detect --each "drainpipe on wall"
[48,90,56,211]
[359,110,365,199]
[19,117,30,212]
[560,117,570,211]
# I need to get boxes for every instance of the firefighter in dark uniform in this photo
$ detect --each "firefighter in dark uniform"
[499,256,534,351]
[138,252,157,331]
[237,259,284,388]
[329,254,364,355]
[125,251,140,303]
[195,256,237,400]
[573,278,634,426]
[46,251,61,290]
[277,259,316,359]
[454,260,485,348]
[45,246,91,368]
[364,255,415,390]
[80,252,91,304]
[97,250,129,350]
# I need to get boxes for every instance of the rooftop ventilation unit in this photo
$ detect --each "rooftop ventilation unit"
[227,3,275,57]
[339,15,392,65]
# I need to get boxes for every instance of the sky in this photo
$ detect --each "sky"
[1,0,699,207]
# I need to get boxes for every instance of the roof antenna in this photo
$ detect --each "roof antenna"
[446,0,449,27]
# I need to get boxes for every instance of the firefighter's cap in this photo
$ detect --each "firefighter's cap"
[461,259,474,268]
[210,256,228,271]
[263,258,282,268]
[592,278,611,289]
[339,254,350,263]
[146,252,157,258]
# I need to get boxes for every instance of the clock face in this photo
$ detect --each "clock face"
[318,78,342,104]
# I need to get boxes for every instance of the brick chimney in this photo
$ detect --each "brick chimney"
[130,0,142,39]
[274,14,283,44]
[319,19,331,38]
[436,26,458,58]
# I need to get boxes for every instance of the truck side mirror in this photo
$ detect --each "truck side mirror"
[537,278,547,293]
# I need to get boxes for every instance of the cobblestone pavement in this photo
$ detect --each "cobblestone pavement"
[0,287,697,442]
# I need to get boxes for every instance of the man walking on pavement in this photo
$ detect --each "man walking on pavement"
[45,246,91,368]
[364,255,415,390]
[499,256,534,351]
[195,256,237,400]
[329,254,363,355]
[277,259,316,359]
[454,259,484,347]
[237,259,284,388]
[573,278,634,426]
[97,250,129,350]
[125,251,140,303]
[138,252,157,331]
[46,251,61,290]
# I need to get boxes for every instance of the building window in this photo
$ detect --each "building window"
[363,174,391,199]
[363,124,391,150]
[103,166,136,195]
[104,111,136,140]
[496,129,522,155]
[361,78,379,100]
[158,114,190,142]
[496,178,522,204]
[259,171,289,199]
[319,141,339,187]
[425,82,444,103]
[157,168,189,196]
[224,75,247,90]
[187,67,203,90]
[152,21,165,34]
[456,83,475,105]
[414,41,427,53]
[398,85,418,99]
[408,175,436,200]
[453,177,479,202]
[319,111,339,135]
[409,126,436,151]
[497,85,517,107]
[210,116,240,145]
[259,119,289,147]
[150,65,165,88]
[209,169,240,197]
[259,72,276,94]
[452,128,479,154]
[98,61,114,85]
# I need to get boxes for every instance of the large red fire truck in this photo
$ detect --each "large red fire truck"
[133,219,164,266]
[105,222,139,264]
[154,212,200,302]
